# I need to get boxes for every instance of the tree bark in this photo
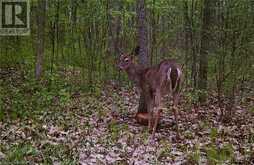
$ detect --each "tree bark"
[136,0,149,113]
[198,0,213,103]
[35,0,46,80]
[183,0,190,87]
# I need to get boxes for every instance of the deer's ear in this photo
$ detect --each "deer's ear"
[133,46,140,56]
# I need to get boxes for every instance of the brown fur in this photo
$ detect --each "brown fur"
[117,50,183,138]
[135,112,149,125]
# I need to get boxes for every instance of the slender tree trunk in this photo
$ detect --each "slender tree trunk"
[115,2,122,82]
[198,0,213,103]
[35,0,46,80]
[136,0,148,66]
[150,0,156,65]
[216,0,225,116]
[137,0,149,113]
[191,0,197,89]
[183,0,190,87]
[105,0,111,80]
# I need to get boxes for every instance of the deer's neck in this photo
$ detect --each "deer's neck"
[126,63,144,85]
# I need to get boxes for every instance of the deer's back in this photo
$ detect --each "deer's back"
[142,59,181,93]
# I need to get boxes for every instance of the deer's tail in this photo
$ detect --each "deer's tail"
[174,68,182,92]
[167,68,173,92]
[167,67,182,93]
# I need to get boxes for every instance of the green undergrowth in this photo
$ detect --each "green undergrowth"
[0,65,101,121]
[1,65,253,164]
[0,66,103,164]
[0,142,77,164]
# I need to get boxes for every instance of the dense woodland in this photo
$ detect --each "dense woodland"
[0,0,254,164]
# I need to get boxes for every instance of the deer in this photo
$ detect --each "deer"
[117,46,183,139]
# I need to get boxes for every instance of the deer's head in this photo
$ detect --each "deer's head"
[117,54,134,70]
[117,46,139,70]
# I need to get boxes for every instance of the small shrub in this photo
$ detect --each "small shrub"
[2,143,38,164]
[206,144,234,164]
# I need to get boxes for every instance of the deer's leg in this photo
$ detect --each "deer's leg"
[152,90,161,137]
[152,108,161,138]
[147,99,154,132]
[148,111,153,132]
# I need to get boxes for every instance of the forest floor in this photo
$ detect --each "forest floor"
[0,67,254,164]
